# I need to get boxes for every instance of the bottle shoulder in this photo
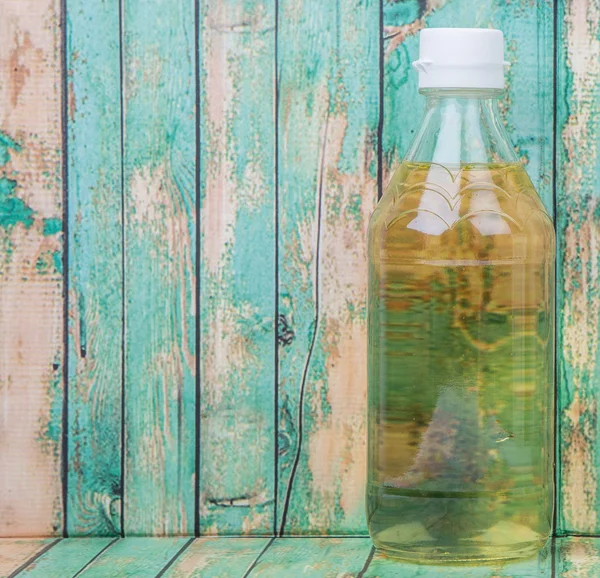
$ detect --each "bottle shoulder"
[368,162,555,261]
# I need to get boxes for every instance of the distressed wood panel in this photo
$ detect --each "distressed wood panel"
[16,538,114,577]
[363,543,552,577]
[248,537,373,577]
[383,0,554,213]
[161,537,270,577]
[0,540,54,578]
[556,537,600,577]
[556,0,600,536]
[0,0,64,537]
[66,0,123,536]
[277,0,379,535]
[199,0,276,536]
[76,538,190,577]
[122,0,197,535]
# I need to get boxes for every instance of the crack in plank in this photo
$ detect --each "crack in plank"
[278,111,330,536]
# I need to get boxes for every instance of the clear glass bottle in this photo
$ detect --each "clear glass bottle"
[366,29,555,563]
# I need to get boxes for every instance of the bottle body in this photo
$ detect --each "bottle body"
[367,157,555,561]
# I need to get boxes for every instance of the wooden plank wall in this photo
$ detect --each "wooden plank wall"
[1,0,599,538]
[276,0,379,536]
[66,0,123,536]
[199,0,276,536]
[0,0,64,537]
[556,0,600,536]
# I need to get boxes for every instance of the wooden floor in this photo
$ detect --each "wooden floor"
[0,536,598,577]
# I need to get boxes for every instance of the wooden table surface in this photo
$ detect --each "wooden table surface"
[1,536,598,577]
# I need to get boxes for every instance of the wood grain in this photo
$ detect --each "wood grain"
[0,0,64,537]
[277,0,379,535]
[247,537,372,577]
[556,537,600,578]
[0,539,54,578]
[16,538,114,577]
[382,0,554,212]
[66,0,123,536]
[199,0,276,536]
[76,538,190,577]
[161,537,270,577]
[556,0,600,535]
[122,0,197,535]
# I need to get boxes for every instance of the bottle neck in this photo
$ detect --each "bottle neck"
[404,89,518,166]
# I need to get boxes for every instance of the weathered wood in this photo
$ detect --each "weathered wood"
[383,0,554,212]
[556,0,600,535]
[122,0,196,534]
[16,538,114,577]
[76,538,189,577]
[247,537,372,576]
[66,0,123,536]
[161,537,270,577]
[199,0,276,536]
[277,0,379,535]
[363,543,552,577]
[556,537,600,577]
[0,539,54,577]
[0,0,64,536]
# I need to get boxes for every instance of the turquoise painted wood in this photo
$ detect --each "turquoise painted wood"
[556,538,600,578]
[383,0,554,212]
[161,538,270,577]
[122,0,197,535]
[66,0,123,536]
[199,0,276,536]
[5,538,600,576]
[15,539,114,577]
[76,538,190,577]
[555,0,600,536]
[277,0,379,536]
[248,537,373,576]
[4,0,600,543]
[0,540,55,578]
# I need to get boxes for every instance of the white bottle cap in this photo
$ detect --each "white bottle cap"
[412,28,509,90]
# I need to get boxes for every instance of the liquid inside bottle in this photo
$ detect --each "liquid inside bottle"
[367,160,554,563]
[366,23,557,560]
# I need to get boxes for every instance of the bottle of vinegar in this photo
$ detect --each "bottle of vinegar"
[366,28,555,563]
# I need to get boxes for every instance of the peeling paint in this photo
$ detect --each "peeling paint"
[557,0,600,534]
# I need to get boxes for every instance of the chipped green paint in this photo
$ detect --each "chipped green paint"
[0,135,28,236]
[42,218,61,237]
[162,538,270,577]
[42,359,63,456]
[556,537,600,577]
[277,0,379,536]
[66,0,123,536]
[248,538,373,576]
[77,538,190,577]
[17,538,114,577]
[556,0,600,535]
[0,178,34,231]
[199,0,276,535]
[123,0,196,535]
[0,132,22,165]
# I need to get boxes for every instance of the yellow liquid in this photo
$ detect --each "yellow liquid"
[367,162,555,563]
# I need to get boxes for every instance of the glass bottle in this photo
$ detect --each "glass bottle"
[366,28,555,563]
